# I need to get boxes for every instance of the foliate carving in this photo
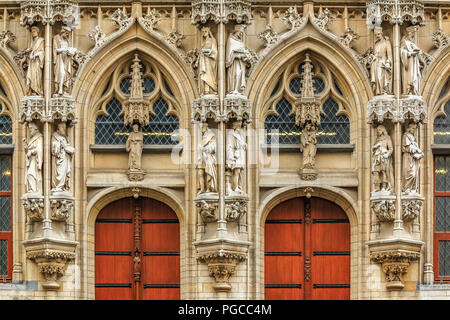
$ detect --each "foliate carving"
[87,26,106,49]
[281,7,306,30]
[192,96,221,122]
[49,197,74,222]
[196,199,219,223]
[370,249,420,290]
[432,29,449,49]
[224,198,247,222]
[370,198,396,222]
[313,8,335,31]
[401,195,423,222]
[366,0,425,28]
[139,8,162,31]
[339,27,360,48]
[165,30,185,48]
[197,251,247,292]
[109,8,133,30]
[257,25,279,48]
[191,0,251,24]
[22,195,44,222]
[0,30,16,49]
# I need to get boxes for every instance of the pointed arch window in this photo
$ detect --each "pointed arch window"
[0,113,12,145]
[433,102,450,144]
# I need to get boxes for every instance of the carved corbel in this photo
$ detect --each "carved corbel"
[197,251,247,292]
[49,197,74,222]
[401,195,424,222]
[224,198,247,222]
[26,249,75,290]
[196,199,219,223]
[19,96,46,123]
[22,195,44,222]
[370,197,396,222]
[48,97,77,123]
[192,97,222,123]
[370,249,420,290]
[223,96,252,123]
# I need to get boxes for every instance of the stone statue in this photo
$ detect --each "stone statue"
[199,26,218,96]
[126,123,144,171]
[371,125,394,193]
[51,122,75,194]
[226,24,252,96]
[26,26,45,96]
[23,122,43,194]
[400,26,422,96]
[53,26,77,97]
[226,120,247,195]
[370,27,393,95]
[300,123,317,170]
[196,122,218,195]
[402,123,424,194]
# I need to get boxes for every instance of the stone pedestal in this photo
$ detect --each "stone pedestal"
[19,96,45,123]
[195,193,219,223]
[401,193,424,222]
[127,168,146,181]
[298,167,318,181]
[370,192,396,222]
[192,95,221,122]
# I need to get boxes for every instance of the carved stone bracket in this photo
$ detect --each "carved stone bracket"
[191,0,252,25]
[366,95,397,124]
[401,194,424,222]
[366,0,425,28]
[23,238,77,290]
[195,194,219,223]
[192,96,221,123]
[370,249,420,290]
[197,250,247,292]
[224,196,248,222]
[48,97,77,123]
[20,0,80,27]
[367,239,422,291]
[19,96,45,123]
[370,194,396,222]
[22,194,45,222]
[49,195,74,222]
[223,95,252,123]
[397,96,427,124]
[127,169,146,182]
[367,95,426,124]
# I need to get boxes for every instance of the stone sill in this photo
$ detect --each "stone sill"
[0,281,38,291]
[431,144,450,154]
[417,283,450,291]
[0,144,14,154]
[90,144,183,154]
[261,144,355,153]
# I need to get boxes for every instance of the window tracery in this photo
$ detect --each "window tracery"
[93,57,180,146]
[264,57,351,145]
[433,78,450,144]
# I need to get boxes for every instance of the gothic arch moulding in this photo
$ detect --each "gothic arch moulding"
[0,52,27,117]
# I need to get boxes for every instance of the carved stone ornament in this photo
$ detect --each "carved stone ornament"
[0,30,16,50]
[366,95,427,124]
[313,8,335,31]
[366,95,397,124]
[366,0,425,28]
[281,7,306,31]
[397,96,427,124]
[139,8,162,31]
[26,249,76,290]
[370,196,396,222]
[223,96,252,123]
[197,251,247,292]
[432,29,449,50]
[192,96,221,122]
[370,249,420,290]
[20,0,80,27]
[191,0,252,25]
[22,195,44,222]
[257,25,279,48]
[49,196,74,222]
[48,97,77,123]
[19,96,45,123]
[127,169,146,182]
[224,197,247,222]
[195,198,219,223]
[340,27,360,48]
[165,30,185,48]
[401,195,424,222]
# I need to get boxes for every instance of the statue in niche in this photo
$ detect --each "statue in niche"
[25,26,45,96]
[196,122,218,195]
[199,26,218,96]
[126,123,144,171]
[371,125,394,193]
[370,27,393,95]
[53,26,77,97]
[226,24,253,96]
[402,123,424,194]
[300,122,317,170]
[400,26,423,96]
[51,122,75,194]
[23,122,43,194]
[226,120,247,195]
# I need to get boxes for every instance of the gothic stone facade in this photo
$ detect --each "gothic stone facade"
[0,0,449,300]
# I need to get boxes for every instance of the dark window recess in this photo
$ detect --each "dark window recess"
[265,98,298,145]
[434,101,450,144]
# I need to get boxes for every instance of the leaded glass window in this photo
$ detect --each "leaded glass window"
[434,100,450,144]
[265,98,299,144]
[0,155,11,281]
[95,98,179,145]
[0,109,12,145]
[438,241,450,277]
[0,240,7,276]
[318,98,350,144]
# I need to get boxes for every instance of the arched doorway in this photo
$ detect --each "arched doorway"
[95,197,180,300]
[264,197,350,300]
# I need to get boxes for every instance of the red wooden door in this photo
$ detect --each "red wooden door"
[265,197,350,300]
[95,197,180,300]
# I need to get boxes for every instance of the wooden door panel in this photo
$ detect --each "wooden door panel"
[264,256,303,284]
[95,223,134,251]
[311,288,350,300]
[265,288,303,300]
[142,288,180,300]
[95,255,133,283]
[266,198,303,220]
[142,255,180,284]
[311,256,350,284]
[265,224,302,252]
[142,223,180,252]
[311,224,350,251]
[95,287,134,300]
